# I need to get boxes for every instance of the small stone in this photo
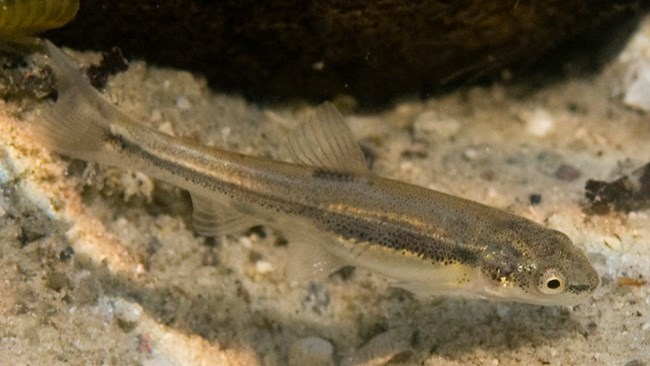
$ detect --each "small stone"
[114,298,143,332]
[529,193,542,205]
[175,96,191,110]
[59,246,75,262]
[554,164,581,181]
[46,271,70,292]
[603,235,622,251]
[312,61,325,71]
[158,121,175,136]
[623,64,650,112]
[0,194,8,217]
[463,148,479,161]
[239,236,253,248]
[401,141,428,159]
[255,260,274,274]
[524,108,554,137]
[288,337,334,366]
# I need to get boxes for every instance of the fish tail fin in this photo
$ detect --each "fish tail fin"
[29,40,123,164]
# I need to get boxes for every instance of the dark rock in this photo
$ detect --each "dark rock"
[47,0,644,106]
[585,162,650,214]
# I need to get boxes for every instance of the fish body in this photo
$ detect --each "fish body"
[29,41,599,306]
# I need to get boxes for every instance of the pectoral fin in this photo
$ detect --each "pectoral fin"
[285,239,348,282]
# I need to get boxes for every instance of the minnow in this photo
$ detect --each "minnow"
[28,41,599,306]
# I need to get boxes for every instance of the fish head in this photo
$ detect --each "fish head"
[475,218,599,306]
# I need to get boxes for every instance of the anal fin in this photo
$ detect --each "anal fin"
[190,193,258,237]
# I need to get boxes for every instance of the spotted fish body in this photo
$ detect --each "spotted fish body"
[29,41,599,306]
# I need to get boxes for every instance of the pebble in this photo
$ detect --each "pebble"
[463,147,479,160]
[0,193,8,217]
[255,260,274,274]
[529,193,542,205]
[603,235,622,251]
[175,96,192,110]
[113,297,143,330]
[623,64,650,112]
[288,337,334,366]
[158,121,176,136]
[523,108,555,137]
[554,164,581,181]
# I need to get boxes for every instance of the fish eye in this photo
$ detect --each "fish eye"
[538,268,566,294]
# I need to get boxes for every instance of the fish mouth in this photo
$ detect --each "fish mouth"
[475,274,596,306]
[567,283,596,294]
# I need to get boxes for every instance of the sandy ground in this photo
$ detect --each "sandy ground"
[1,17,650,366]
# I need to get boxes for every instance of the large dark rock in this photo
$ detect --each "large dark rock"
[48,0,643,106]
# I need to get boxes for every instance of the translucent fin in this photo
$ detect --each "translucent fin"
[392,263,474,296]
[190,194,258,237]
[284,103,368,172]
[284,236,347,282]
[28,41,123,162]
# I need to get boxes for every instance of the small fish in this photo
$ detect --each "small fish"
[28,41,599,306]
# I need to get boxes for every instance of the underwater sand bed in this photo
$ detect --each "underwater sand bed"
[1,17,650,366]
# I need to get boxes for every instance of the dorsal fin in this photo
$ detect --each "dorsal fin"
[284,103,368,173]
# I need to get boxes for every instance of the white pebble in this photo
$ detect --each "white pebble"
[158,122,176,136]
[312,61,325,71]
[238,236,253,248]
[463,148,479,160]
[399,161,414,173]
[524,108,555,137]
[0,194,7,217]
[603,235,622,251]
[113,297,143,324]
[0,160,9,185]
[175,96,192,110]
[255,260,274,274]
[623,65,650,111]
[221,127,232,143]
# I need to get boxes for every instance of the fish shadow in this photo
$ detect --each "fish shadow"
[80,258,591,364]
